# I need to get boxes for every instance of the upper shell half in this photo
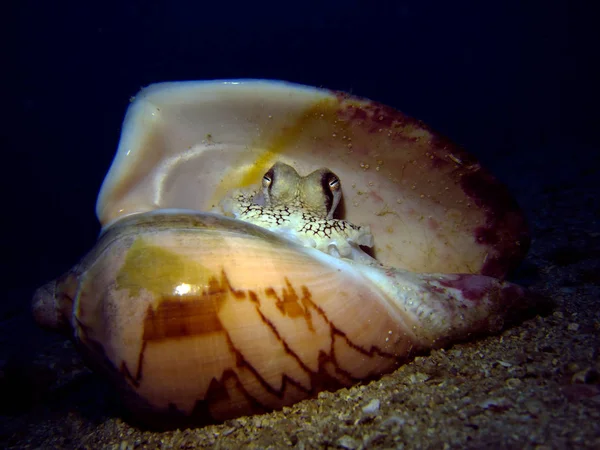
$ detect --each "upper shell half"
[97,80,529,277]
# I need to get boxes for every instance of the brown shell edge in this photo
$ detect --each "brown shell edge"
[331,90,530,278]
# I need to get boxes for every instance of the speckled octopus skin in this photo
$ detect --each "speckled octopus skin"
[219,162,374,262]
[32,211,531,428]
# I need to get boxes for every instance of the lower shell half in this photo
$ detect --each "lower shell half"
[32,212,531,428]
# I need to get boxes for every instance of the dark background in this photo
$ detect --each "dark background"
[3,1,598,315]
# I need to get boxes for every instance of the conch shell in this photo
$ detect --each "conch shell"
[32,80,532,428]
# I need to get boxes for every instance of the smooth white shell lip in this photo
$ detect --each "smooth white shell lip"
[98,207,222,234]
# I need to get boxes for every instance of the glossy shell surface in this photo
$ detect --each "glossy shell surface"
[97,80,528,277]
[33,211,529,427]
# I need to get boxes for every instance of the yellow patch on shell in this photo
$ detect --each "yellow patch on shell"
[211,97,347,207]
[116,238,214,298]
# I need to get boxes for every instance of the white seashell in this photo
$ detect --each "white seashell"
[32,80,533,428]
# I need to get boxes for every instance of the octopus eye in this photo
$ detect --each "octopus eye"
[328,175,340,191]
[262,169,274,189]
